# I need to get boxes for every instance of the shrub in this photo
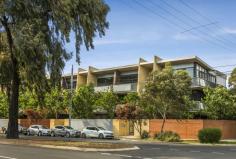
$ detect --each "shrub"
[198,128,222,143]
[141,130,149,139]
[154,131,180,142]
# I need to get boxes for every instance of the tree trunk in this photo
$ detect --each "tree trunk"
[160,114,166,133]
[7,55,19,139]
[2,16,20,139]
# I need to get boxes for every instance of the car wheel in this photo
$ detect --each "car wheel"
[65,132,70,138]
[81,133,86,138]
[27,131,31,136]
[51,131,55,137]
[38,131,42,136]
[99,133,104,139]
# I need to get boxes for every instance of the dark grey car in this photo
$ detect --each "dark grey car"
[50,125,80,138]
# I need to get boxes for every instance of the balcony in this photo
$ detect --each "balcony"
[94,83,137,93]
[192,78,216,88]
[113,83,137,93]
[94,85,111,92]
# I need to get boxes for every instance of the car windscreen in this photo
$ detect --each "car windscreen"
[40,126,48,129]
[64,126,73,130]
[98,127,105,130]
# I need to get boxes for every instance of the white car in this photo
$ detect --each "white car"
[81,126,114,139]
[27,125,51,136]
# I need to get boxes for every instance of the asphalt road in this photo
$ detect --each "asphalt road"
[0,142,236,159]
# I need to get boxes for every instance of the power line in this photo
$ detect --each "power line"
[178,0,236,41]
[213,64,236,68]
[181,22,218,33]
[159,0,236,47]
[131,0,235,53]
[147,0,236,51]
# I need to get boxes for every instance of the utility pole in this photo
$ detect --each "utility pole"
[69,65,73,127]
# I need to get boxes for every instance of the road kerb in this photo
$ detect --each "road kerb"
[34,144,140,152]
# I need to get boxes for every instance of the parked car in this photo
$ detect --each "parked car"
[2,125,27,135]
[27,125,51,136]
[50,125,81,138]
[81,126,114,139]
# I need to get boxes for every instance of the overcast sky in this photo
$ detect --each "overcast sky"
[64,0,236,76]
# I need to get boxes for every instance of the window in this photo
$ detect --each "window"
[195,64,216,84]
[64,126,73,130]
[119,74,138,84]
[55,126,63,129]
[32,126,38,129]
[97,77,113,86]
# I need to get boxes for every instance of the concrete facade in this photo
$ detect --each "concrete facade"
[68,56,226,96]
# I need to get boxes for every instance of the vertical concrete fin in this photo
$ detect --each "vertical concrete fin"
[139,58,147,63]
[78,68,86,72]
[153,56,162,72]
[77,68,87,90]
[89,66,98,71]
[87,66,97,86]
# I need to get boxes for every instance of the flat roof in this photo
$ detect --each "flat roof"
[77,55,225,76]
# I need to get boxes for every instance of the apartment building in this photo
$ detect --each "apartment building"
[62,56,226,102]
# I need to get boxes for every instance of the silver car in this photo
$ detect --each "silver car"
[2,125,27,135]
[51,125,81,138]
[27,125,51,136]
[81,126,114,139]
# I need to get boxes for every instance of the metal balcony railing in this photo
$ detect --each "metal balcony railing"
[191,78,216,88]
[113,83,137,93]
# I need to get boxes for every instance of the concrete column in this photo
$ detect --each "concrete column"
[87,66,97,86]
[113,70,120,85]
[153,56,162,72]
[76,68,87,90]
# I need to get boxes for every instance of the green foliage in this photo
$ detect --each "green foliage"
[0,0,109,137]
[198,128,222,143]
[229,68,236,94]
[0,0,110,87]
[154,131,181,142]
[19,89,39,111]
[202,87,236,119]
[73,85,97,118]
[96,91,118,118]
[123,92,139,106]
[115,104,146,138]
[44,88,70,118]
[0,91,8,118]
[141,130,149,139]
[141,63,193,132]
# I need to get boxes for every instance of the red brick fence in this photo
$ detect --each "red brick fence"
[149,119,236,139]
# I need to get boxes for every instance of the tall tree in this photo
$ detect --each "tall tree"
[73,85,97,118]
[96,91,119,118]
[202,86,236,120]
[44,88,70,119]
[229,68,236,94]
[141,63,193,133]
[0,0,109,138]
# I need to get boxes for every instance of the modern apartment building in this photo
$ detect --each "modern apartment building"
[62,56,226,102]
